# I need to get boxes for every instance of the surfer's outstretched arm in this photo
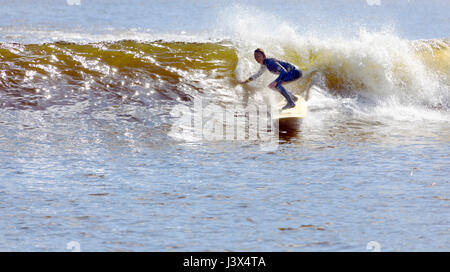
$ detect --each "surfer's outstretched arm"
[240,65,267,84]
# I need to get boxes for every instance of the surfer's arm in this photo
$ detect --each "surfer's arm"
[243,65,267,83]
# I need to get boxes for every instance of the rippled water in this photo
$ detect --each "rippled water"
[1,103,448,251]
[0,0,449,251]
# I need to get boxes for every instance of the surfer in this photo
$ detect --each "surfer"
[240,48,302,110]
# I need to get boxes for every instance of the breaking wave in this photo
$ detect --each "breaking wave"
[0,36,448,112]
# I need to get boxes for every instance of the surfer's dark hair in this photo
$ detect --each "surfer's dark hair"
[254,48,266,58]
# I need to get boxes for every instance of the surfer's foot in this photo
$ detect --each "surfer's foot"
[282,102,296,110]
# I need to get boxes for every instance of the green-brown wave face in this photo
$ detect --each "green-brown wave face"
[0,39,449,110]
[0,40,238,109]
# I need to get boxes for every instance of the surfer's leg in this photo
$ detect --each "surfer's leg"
[275,69,302,109]
[275,82,296,110]
[284,69,302,82]
[277,69,301,102]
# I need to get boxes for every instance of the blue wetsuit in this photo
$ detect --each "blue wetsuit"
[247,58,302,106]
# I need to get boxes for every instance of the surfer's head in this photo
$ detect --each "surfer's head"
[254,48,266,64]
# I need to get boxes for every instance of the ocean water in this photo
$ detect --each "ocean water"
[0,0,449,251]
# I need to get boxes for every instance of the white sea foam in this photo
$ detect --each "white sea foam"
[220,5,449,124]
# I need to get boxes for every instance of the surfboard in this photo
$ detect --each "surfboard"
[274,95,307,130]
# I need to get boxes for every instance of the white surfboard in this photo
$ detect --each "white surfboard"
[274,95,307,130]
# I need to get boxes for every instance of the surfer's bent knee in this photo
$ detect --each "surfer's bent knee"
[291,69,301,81]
